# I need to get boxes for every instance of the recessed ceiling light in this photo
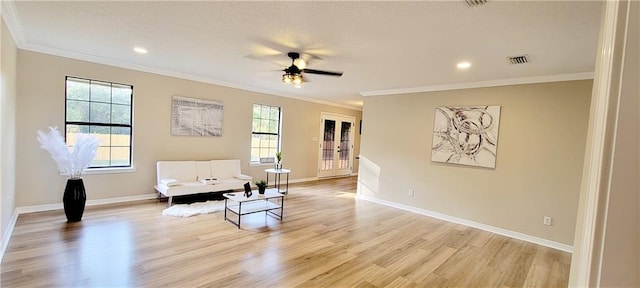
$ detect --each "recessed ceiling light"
[133,47,148,54]
[457,62,471,69]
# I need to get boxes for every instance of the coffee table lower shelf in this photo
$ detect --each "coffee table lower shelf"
[223,190,284,229]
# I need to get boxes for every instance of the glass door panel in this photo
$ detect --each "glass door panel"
[321,119,336,172]
[338,121,352,170]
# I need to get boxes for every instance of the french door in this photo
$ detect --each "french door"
[318,113,355,178]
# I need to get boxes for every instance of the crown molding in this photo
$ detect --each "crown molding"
[360,72,595,97]
[22,43,363,111]
[1,0,26,46]
[1,1,361,111]
[4,1,588,111]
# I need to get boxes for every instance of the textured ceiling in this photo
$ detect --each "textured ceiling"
[4,1,602,109]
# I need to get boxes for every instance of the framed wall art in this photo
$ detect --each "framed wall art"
[431,105,501,168]
[171,96,223,136]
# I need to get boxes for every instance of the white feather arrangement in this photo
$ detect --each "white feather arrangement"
[37,127,100,179]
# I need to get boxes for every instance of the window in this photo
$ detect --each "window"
[65,76,133,168]
[251,104,281,162]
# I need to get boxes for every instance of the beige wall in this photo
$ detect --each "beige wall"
[16,50,361,207]
[1,17,18,245]
[359,80,592,245]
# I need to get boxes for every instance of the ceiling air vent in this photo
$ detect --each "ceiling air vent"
[508,55,529,65]
[465,0,488,7]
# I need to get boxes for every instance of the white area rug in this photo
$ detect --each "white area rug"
[162,200,225,217]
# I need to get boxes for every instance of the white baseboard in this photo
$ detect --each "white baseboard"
[264,176,317,187]
[280,175,357,184]
[357,194,573,253]
[86,194,158,206]
[289,177,318,184]
[15,194,158,215]
[0,209,19,263]
[11,177,334,215]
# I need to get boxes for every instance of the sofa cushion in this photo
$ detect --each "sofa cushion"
[195,161,212,180]
[235,174,252,180]
[157,178,247,197]
[157,161,197,182]
[211,160,241,179]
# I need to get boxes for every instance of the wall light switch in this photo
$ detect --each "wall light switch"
[543,216,552,226]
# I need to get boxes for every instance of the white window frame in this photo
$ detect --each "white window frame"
[250,103,282,166]
[65,76,134,172]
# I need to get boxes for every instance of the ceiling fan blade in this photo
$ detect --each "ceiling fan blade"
[244,54,290,67]
[302,68,343,77]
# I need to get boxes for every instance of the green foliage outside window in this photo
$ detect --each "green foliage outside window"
[251,104,281,162]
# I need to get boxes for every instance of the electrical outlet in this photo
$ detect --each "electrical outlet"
[543,216,552,226]
[408,189,414,197]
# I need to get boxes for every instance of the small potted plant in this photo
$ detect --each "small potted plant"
[255,180,268,194]
[275,151,282,170]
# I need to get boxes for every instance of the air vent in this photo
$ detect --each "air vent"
[508,55,529,65]
[465,0,488,7]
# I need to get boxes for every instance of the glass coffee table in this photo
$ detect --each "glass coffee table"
[223,188,284,229]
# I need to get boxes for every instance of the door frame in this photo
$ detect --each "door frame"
[317,112,356,178]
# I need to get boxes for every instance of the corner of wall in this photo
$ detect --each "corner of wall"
[0,209,18,262]
[1,13,19,260]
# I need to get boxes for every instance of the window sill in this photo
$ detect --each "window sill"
[83,167,137,175]
[249,162,276,167]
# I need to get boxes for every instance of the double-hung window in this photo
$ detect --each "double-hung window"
[65,76,133,168]
[251,104,281,163]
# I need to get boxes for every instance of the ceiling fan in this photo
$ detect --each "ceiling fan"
[282,52,343,86]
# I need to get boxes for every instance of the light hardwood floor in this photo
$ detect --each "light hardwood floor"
[1,177,570,287]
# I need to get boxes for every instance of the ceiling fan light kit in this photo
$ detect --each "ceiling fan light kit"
[282,73,303,85]
[280,52,343,86]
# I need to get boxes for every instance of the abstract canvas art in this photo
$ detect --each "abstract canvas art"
[171,96,223,136]
[431,106,501,168]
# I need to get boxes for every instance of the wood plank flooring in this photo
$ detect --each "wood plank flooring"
[1,177,571,287]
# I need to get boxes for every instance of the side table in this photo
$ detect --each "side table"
[265,168,290,194]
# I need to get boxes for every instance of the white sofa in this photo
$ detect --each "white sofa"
[154,159,252,206]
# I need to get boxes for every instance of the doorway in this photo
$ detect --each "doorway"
[318,113,355,178]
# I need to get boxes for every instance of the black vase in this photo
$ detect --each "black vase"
[63,178,86,222]
[258,186,266,194]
